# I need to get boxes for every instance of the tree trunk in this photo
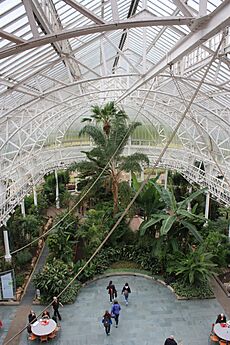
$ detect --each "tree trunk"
[111,167,119,216]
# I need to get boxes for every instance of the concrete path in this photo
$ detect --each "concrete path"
[2,245,49,345]
[14,274,224,345]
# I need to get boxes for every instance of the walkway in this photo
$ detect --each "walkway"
[13,274,223,345]
[2,245,49,345]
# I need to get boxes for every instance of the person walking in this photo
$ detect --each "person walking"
[121,282,131,306]
[106,280,117,303]
[111,300,121,328]
[102,310,112,336]
[52,296,63,321]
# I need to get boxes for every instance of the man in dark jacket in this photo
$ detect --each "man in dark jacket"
[52,296,63,321]
[164,335,178,345]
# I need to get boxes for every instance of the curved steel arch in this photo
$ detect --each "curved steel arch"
[1,85,229,176]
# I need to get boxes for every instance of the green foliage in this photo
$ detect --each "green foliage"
[15,249,32,267]
[132,173,163,220]
[7,213,42,250]
[171,279,214,298]
[33,259,80,303]
[47,211,78,263]
[75,103,149,214]
[76,208,109,256]
[202,231,230,266]
[140,184,206,245]
[167,248,217,286]
[16,273,26,288]
[43,170,70,205]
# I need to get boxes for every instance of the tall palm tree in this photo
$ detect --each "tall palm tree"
[81,101,127,137]
[140,184,206,243]
[76,105,149,215]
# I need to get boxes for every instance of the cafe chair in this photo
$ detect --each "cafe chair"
[28,334,37,341]
[48,332,56,340]
[40,335,48,342]
[219,341,227,345]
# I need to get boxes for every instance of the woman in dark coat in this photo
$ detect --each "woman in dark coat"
[121,282,131,306]
[27,310,37,333]
[106,281,117,303]
[102,310,112,336]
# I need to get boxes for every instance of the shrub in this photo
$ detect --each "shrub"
[16,273,26,288]
[15,249,32,267]
[33,259,80,303]
[171,279,214,299]
[167,248,217,286]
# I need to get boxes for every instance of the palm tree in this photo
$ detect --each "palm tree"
[140,184,206,243]
[76,104,149,215]
[81,101,127,136]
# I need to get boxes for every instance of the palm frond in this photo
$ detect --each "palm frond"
[79,125,106,147]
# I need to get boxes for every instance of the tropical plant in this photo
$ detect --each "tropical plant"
[33,259,80,303]
[132,173,163,220]
[140,184,206,243]
[75,103,149,214]
[167,248,217,286]
[47,211,78,263]
[81,101,127,136]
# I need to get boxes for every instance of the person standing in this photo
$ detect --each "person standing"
[52,296,63,321]
[164,335,177,345]
[102,310,112,336]
[121,282,131,306]
[106,280,117,303]
[111,300,121,328]
[27,310,37,333]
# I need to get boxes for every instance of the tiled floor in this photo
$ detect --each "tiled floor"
[11,275,225,345]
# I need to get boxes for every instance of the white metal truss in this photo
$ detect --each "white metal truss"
[1,0,230,223]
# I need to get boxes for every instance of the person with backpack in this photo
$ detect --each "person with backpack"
[102,310,112,335]
[121,282,131,306]
[106,280,117,303]
[111,300,121,328]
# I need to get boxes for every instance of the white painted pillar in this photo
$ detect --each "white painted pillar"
[21,198,26,217]
[164,169,168,189]
[3,229,12,262]
[187,186,192,212]
[55,169,60,209]
[141,167,144,181]
[33,185,38,207]
[205,191,210,220]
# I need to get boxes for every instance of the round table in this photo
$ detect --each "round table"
[31,319,56,336]
[214,323,230,342]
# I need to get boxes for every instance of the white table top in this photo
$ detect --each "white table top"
[214,323,230,341]
[31,319,56,336]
